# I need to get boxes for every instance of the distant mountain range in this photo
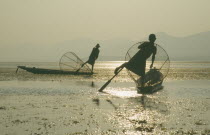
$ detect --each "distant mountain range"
[0,31,209,62]
[59,31,210,61]
[155,31,210,61]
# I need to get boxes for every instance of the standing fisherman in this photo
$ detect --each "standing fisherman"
[114,34,157,88]
[76,44,100,73]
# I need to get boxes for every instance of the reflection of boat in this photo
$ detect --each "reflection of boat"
[16,66,93,75]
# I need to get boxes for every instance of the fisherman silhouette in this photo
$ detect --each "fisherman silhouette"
[76,44,100,73]
[114,34,157,88]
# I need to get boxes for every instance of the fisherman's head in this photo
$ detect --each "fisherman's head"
[96,44,100,48]
[149,34,156,43]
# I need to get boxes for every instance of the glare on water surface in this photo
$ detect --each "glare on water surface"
[103,88,141,98]
[0,62,210,134]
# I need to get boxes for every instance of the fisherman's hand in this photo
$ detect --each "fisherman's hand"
[114,67,120,75]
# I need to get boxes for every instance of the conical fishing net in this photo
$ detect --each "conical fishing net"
[59,52,91,73]
[125,42,170,87]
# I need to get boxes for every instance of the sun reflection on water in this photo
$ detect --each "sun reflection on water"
[104,88,142,98]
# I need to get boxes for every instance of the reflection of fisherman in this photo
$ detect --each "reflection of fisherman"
[76,44,100,73]
[114,34,157,87]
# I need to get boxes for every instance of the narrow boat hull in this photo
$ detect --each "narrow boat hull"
[17,66,93,75]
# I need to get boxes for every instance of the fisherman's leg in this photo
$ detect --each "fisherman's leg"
[141,62,146,87]
[114,62,128,74]
[141,74,145,87]
[91,64,94,73]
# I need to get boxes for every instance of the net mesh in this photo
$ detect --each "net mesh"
[59,52,91,73]
[125,42,170,87]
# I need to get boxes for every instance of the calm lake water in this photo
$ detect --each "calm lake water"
[0,61,210,81]
[0,61,210,135]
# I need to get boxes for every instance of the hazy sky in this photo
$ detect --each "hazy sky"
[1,0,210,45]
[0,0,210,61]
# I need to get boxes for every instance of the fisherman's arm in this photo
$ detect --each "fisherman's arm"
[114,62,127,75]
[138,42,146,49]
[95,50,99,60]
[150,47,157,68]
[150,54,155,68]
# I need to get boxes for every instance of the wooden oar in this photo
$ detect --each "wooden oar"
[98,68,123,92]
